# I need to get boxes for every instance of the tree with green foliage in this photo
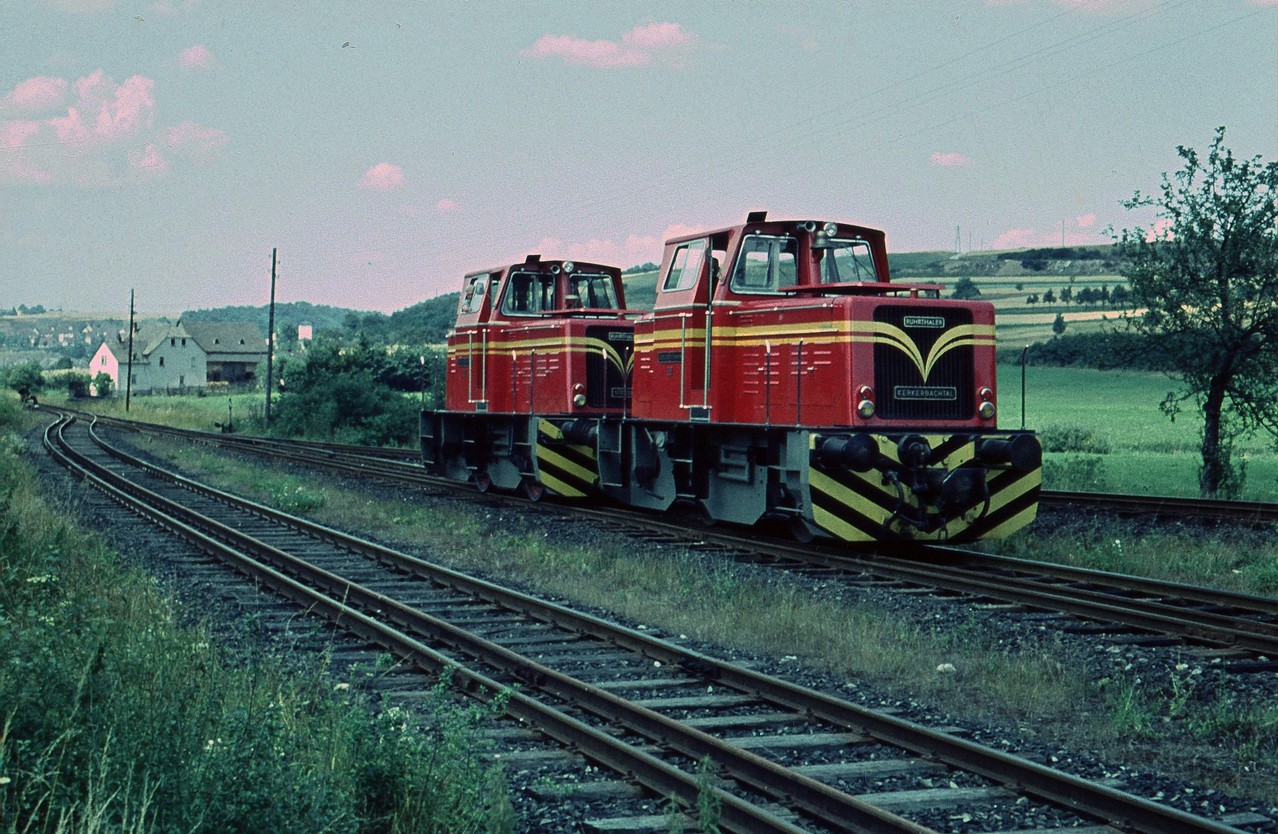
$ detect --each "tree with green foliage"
[92,371,113,397]
[1114,126,1278,498]
[271,333,426,445]
[3,361,44,399]
[949,277,981,299]
[1052,313,1067,336]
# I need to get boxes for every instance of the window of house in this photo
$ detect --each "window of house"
[170,338,176,346]
[159,356,165,367]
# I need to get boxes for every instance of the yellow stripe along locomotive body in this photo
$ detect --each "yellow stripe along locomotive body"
[422,213,1041,543]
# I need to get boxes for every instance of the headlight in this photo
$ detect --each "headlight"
[823,222,838,236]
[857,399,875,419]
[573,393,587,407]
[978,401,996,420]
[562,261,575,274]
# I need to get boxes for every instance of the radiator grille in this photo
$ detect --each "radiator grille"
[873,306,974,420]
[585,325,633,408]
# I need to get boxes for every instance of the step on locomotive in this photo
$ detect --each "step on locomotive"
[421,212,1041,543]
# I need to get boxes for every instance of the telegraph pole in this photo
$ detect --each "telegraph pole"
[265,247,277,429]
[125,289,135,412]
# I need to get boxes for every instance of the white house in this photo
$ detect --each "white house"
[91,320,267,395]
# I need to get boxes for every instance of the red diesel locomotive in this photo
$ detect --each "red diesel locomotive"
[421,212,1041,543]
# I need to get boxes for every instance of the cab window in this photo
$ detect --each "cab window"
[568,273,619,309]
[502,271,557,315]
[819,239,879,283]
[662,240,708,292]
[730,234,797,293]
[459,275,488,314]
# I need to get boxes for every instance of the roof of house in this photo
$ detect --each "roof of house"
[100,320,267,365]
[183,321,267,361]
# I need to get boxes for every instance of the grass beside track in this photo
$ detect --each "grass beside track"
[1006,364,1277,502]
[1,398,512,834]
[138,432,1277,805]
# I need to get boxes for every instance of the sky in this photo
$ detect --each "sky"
[2,0,1275,316]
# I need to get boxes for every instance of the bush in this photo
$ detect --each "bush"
[272,333,424,445]
[1041,424,1112,454]
[93,371,113,397]
[1,361,44,395]
[1043,454,1109,491]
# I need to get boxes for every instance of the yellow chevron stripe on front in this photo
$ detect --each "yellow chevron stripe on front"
[809,468,890,523]
[986,468,1042,517]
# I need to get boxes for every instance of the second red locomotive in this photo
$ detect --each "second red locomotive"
[422,212,1041,543]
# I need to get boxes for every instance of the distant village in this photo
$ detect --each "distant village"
[0,308,311,396]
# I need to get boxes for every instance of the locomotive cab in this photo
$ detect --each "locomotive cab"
[424,256,637,499]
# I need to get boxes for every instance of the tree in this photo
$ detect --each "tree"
[3,361,44,396]
[92,371,113,397]
[950,277,981,299]
[1052,313,1067,336]
[1113,127,1278,497]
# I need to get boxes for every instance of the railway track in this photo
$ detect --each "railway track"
[79,412,1278,667]
[78,410,1278,525]
[41,410,1270,834]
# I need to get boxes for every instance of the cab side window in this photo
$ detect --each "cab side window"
[662,240,708,292]
[460,275,489,314]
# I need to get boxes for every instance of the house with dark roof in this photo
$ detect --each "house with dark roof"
[90,320,267,394]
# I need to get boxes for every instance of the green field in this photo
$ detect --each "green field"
[1003,364,1277,501]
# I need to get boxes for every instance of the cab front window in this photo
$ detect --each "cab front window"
[567,273,619,309]
[818,239,879,284]
[730,234,797,294]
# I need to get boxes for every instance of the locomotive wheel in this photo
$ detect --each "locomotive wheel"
[519,479,546,502]
[788,517,817,543]
[474,472,492,493]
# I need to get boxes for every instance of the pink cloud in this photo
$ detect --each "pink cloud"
[130,143,168,173]
[167,120,227,157]
[930,151,972,168]
[1074,212,1097,229]
[40,70,155,145]
[1,69,223,186]
[359,162,405,191]
[991,224,1104,249]
[179,44,215,70]
[7,76,69,112]
[92,74,155,139]
[530,223,708,269]
[435,198,458,213]
[523,22,697,69]
[3,120,41,149]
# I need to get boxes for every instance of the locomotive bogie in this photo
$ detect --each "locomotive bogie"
[421,411,603,499]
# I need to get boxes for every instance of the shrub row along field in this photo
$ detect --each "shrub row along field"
[0,397,513,834]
